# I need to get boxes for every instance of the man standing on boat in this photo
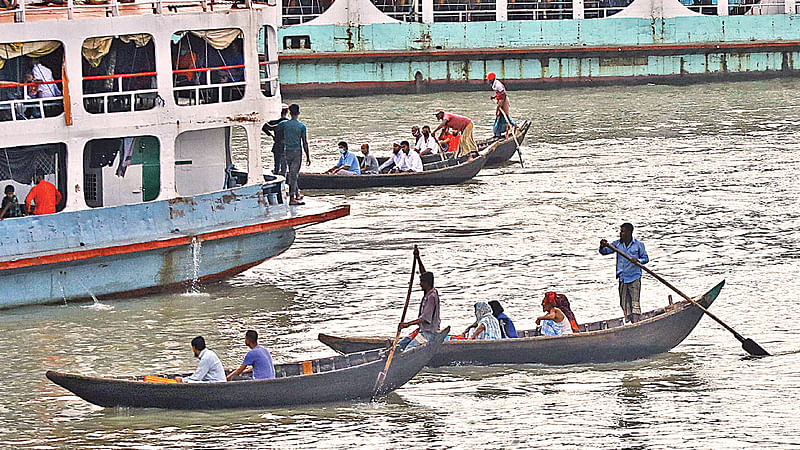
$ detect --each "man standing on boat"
[175,336,226,383]
[487,72,514,138]
[434,110,477,157]
[599,223,649,323]
[278,104,311,206]
[262,103,289,177]
[398,247,440,350]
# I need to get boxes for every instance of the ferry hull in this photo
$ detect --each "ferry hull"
[278,15,800,96]
[0,183,349,309]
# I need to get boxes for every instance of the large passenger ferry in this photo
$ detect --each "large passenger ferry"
[0,0,349,309]
[276,0,800,95]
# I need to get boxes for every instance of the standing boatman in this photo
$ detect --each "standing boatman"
[262,103,289,177]
[599,223,649,323]
[398,247,441,350]
[487,72,514,138]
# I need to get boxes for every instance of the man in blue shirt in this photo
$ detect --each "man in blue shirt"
[324,141,361,175]
[277,104,311,205]
[226,330,276,381]
[599,222,649,323]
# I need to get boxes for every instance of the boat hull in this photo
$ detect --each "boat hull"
[319,281,724,366]
[0,183,349,309]
[297,152,487,189]
[46,328,448,409]
[482,121,531,167]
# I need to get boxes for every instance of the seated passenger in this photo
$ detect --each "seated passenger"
[397,140,422,173]
[175,336,226,383]
[0,185,24,220]
[414,125,440,156]
[488,300,518,338]
[463,301,502,340]
[30,59,61,98]
[549,291,580,333]
[536,293,573,336]
[378,141,404,173]
[226,330,275,381]
[359,143,379,175]
[324,141,361,175]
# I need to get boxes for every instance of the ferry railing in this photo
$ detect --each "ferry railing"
[507,0,574,20]
[259,60,280,97]
[82,72,159,113]
[0,80,64,122]
[432,0,499,22]
[172,64,246,106]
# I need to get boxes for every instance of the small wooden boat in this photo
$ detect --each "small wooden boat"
[479,120,531,167]
[46,328,449,410]
[318,281,724,366]
[297,152,487,189]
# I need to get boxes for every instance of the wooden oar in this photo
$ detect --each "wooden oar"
[374,245,419,394]
[499,108,523,168]
[603,243,770,356]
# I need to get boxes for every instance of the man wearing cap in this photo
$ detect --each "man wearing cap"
[433,110,477,157]
[276,103,311,205]
[599,223,649,323]
[262,103,289,177]
[487,72,514,137]
[379,141,405,173]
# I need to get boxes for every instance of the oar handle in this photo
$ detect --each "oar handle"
[498,109,523,167]
[603,243,743,340]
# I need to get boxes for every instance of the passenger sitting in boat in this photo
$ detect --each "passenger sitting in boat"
[0,185,24,220]
[548,291,580,333]
[360,143,379,174]
[379,141,403,173]
[226,330,275,381]
[438,129,460,153]
[397,140,423,173]
[324,141,361,175]
[414,125,440,156]
[536,294,573,336]
[411,125,422,144]
[175,336,226,383]
[488,300,518,338]
[462,302,502,340]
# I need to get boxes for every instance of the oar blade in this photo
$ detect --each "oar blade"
[742,338,770,357]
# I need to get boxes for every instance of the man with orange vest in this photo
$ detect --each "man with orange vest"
[25,173,62,215]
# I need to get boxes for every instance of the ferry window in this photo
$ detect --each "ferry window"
[260,26,280,97]
[282,35,311,50]
[83,136,160,208]
[0,41,65,122]
[81,34,158,114]
[175,127,246,196]
[0,143,67,214]
[171,29,245,106]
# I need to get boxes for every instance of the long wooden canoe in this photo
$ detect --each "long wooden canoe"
[479,120,531,167]
[318,281,724,366]
[46,328,448,410]
[297,152,487,189]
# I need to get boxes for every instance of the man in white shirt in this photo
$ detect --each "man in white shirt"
[414,125,440,156]
[30,59,61,98]
[398,140,423,173]
[175,336,226,383]
[379,141,405,173]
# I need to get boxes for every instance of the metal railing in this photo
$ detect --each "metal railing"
[172,63,246,105]
[259,60,279,97]
[82,71,159,114]
[0,96,64,121]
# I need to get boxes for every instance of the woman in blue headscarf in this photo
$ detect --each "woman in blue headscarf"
[465,302,502,340]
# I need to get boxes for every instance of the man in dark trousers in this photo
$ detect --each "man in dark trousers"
[398,247,440,350]
[277,103,311,205]
[262,103,289,177]
[599,222,649,323]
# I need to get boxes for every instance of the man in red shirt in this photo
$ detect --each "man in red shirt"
[25,174,62,215]
[433,110,476,157]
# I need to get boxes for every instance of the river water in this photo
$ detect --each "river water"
[2,79,800,448]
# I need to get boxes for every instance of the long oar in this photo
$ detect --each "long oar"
[499,108,523,168]
[604,243,769,356]
[374,246,418,395]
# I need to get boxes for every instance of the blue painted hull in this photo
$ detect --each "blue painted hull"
[278,15,800,95]
[0,183,348,309]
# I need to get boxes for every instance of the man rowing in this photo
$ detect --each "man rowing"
[434,110,477,157]
[398,247,440,350]
[487,72,514,138]
[599,222,649,323]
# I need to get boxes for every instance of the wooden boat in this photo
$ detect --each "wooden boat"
[297,152,487,189]
[318,281,725,366]
[46,328,449,410]
[479,120,531,167]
